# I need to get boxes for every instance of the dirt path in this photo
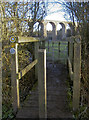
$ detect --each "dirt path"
[16,60,73,119]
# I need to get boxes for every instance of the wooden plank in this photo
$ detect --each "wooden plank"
[18,36,39,43]
[38,49,47,118]
[18,59,37,79]
[73,42,81,111]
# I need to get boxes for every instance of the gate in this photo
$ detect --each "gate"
[45,40,68,65]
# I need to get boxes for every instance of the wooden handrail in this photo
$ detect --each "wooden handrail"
[18,36,39,43]
[18,59,38,80]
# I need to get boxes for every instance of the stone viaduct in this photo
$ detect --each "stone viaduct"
[36,20,77,40]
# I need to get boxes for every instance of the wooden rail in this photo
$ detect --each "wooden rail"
[18,59,37,80]
[67,35,81,111]
[18,36,39,43]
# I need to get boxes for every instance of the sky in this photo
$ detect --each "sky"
[44,1,70,30]
[45,2,66,21]
[33,1,68,31]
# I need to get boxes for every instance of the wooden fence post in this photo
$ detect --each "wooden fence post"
[34,42,39,79]
[11,43,20,112]
[15,43,20,108]
[38,49,47,118]
[69,41,74,67]
[73,41,81,111]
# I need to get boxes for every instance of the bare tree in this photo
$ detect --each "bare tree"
[1,1,47,36]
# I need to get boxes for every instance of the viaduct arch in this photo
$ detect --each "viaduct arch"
[34,20,77,40]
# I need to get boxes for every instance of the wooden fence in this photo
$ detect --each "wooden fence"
[67,35,81,111]
[11,36,47,118]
